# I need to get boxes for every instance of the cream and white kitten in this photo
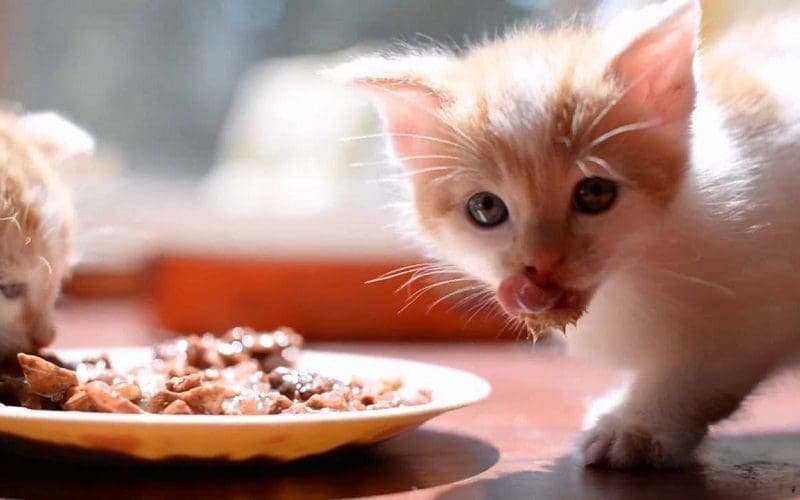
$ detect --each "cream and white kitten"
[332,0,800,468]
[0,112,92,359]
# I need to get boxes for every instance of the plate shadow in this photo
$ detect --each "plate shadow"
[0,428,499,499]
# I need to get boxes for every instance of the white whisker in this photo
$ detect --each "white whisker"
[398,277,474,314]
[575,159,592,177]
[448,288,494,313]
[358,82,483,158]
[570,100,583,141]
[653,268,737,298]
[584,155,629,182]
[351,154,462,168]
[463,295,502,325]
[38,255,53,276]
[397,268,463,292]
[583,70,652,140]
[364,263,435,284]
[426,284,484,313]
[338,133,463,150]
[555,136,572,149]
[587,120,660,152]
[0,213,21,232]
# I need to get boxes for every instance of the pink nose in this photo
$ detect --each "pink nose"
[523,251,563,285]
[30,324,56,349]
[497,273,564,316]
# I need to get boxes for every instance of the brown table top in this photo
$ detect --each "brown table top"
[2,300,798,499]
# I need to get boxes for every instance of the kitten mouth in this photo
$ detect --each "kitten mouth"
[496,274,587,331]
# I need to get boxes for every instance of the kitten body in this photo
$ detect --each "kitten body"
[333,1,800,468]
[0,112,92,357]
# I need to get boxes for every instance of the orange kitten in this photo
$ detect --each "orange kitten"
[0,112,92,358]
[333,0,800,468]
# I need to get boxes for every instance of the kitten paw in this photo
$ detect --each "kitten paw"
[576,414,696,469]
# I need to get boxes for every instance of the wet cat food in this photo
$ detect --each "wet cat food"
[6,327,432,415]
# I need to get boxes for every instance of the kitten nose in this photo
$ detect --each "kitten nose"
[30,321,56,349]
[523,252,563,284]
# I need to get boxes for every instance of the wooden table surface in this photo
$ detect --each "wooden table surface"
[1,300,799,499]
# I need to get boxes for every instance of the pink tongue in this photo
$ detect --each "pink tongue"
[497,274,563,316]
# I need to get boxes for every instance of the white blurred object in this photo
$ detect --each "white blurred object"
[206,52,382,218]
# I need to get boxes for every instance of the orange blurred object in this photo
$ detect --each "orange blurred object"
[150,256,508,340]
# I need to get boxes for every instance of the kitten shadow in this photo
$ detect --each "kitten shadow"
[436,432,800,500]
[0,428,499,499]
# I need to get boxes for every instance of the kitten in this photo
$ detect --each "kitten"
[0,111,92,359]
[331,0,800,468]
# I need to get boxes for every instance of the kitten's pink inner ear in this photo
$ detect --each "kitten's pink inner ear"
[609,1,700,124]
[20,112,94,164]
[357,80,450,168]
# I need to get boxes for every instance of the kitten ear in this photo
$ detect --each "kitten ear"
[20,112,94,164]
[607,0,700,124]
[326,55,453,168]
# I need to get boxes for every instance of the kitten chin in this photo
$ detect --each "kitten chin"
[524,308,585,341]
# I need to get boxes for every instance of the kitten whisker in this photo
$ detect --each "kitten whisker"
[582,70,653,141]
[358,82,483,158]
[555,135,572,149]
[338,133,463,149]
[398,277,475,314]
[575,159,593,177]
[448,288,494,314]
[583,155,629,182]
[463,295,503,326]
[585,119,660,152]
[397,267,463,292]
[426,284,485,313]
[38,255,53,276]
[650,267,737,298]
[367,165,463,183]
[498,314,523,339]
[0,211,22,233]
[365,263,441,284]
[350,154,462,168]
[569,99,583,142]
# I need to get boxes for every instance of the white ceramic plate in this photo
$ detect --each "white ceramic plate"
[0,347,490,462]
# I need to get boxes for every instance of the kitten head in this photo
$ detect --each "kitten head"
[333,0,700,331]
[0,112,92,356]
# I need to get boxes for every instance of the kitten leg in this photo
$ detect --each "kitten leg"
[576,366,756,469]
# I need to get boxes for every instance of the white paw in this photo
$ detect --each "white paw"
[576,414,697,469]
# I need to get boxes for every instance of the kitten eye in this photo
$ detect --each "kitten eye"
[0,283,26,300]
[467,192,509,227]
[573,177,618,214]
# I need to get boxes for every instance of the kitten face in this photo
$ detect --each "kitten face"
[0,249,63,355]
[0,112,90,356]
[335,0,699,329]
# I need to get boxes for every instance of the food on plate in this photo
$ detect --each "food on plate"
[1,327,432,415]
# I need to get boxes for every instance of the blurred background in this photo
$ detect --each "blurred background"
[0,0,788,342]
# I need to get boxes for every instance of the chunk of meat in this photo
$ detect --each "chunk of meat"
[162,399,193,415]
[165,373,202,392]
[112,383,142,402]
[17,353,78,399]
[306,392,348,411]
[179,384,226,415]
[63,387,95,412]
[84,381,143,414]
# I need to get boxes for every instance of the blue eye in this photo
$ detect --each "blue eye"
[467,192,508,227]
[0,283,26,300]
[573,177,617,214]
